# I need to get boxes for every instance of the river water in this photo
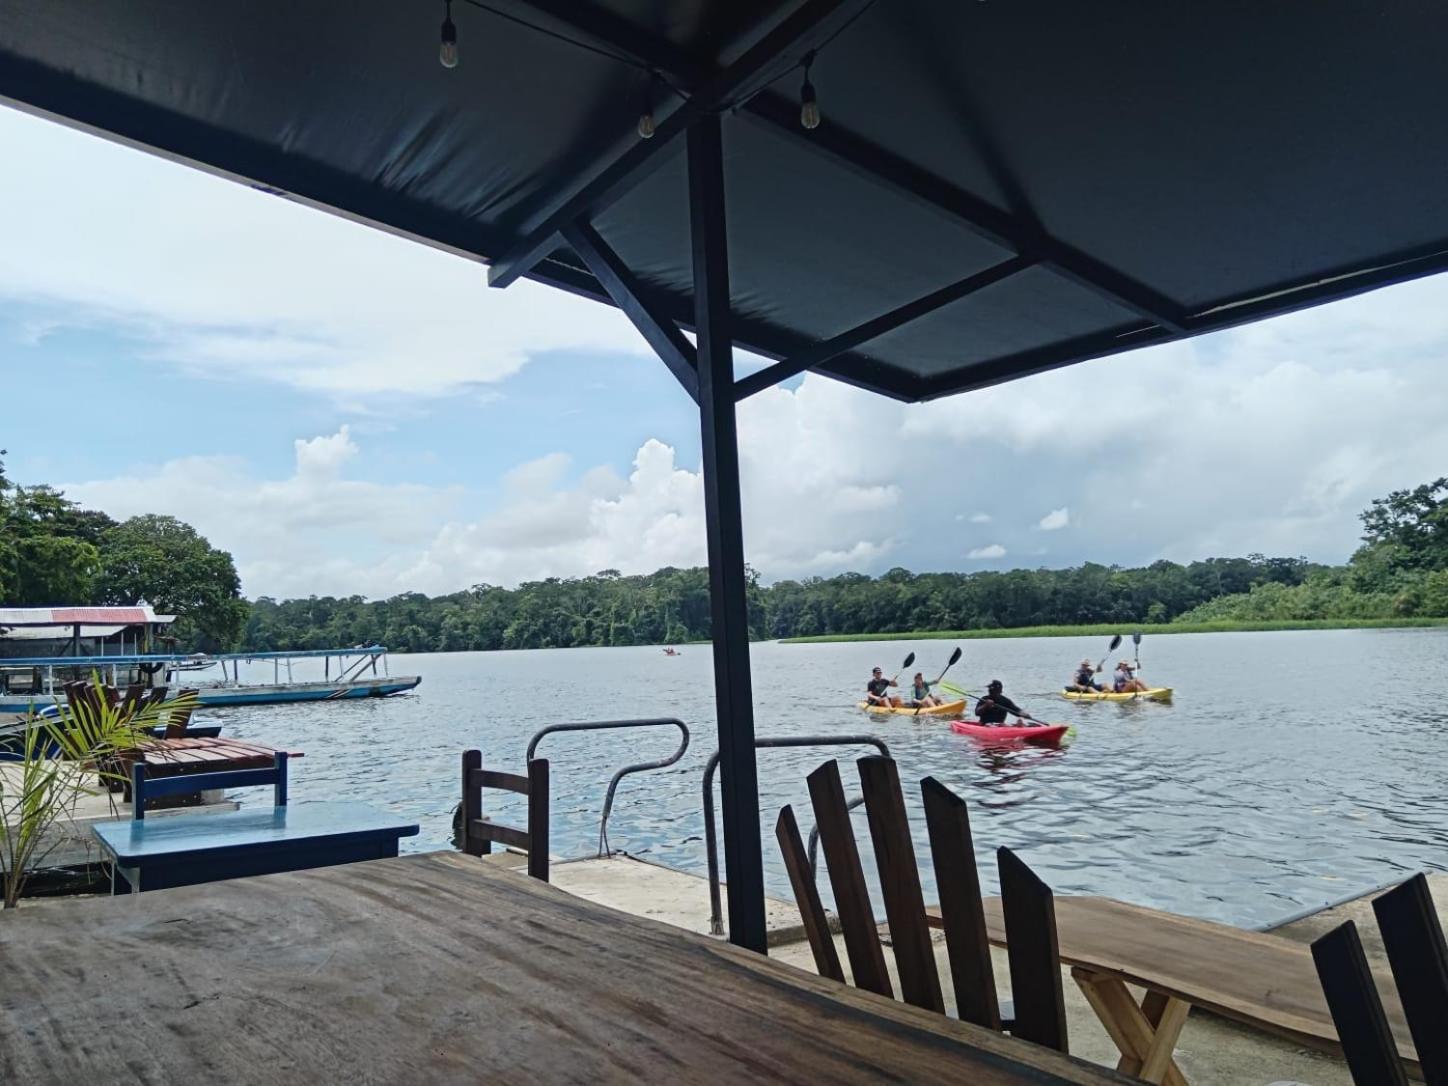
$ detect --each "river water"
[214,628,1448,929]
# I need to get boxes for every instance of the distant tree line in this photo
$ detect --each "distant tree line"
[7,454,1444,654]
[241,555,1323,653]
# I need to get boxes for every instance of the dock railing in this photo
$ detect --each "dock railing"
[702,735,891,937]
[526,718,690,857]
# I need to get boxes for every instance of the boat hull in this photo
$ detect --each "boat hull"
[856,698,967,717]
[0,676,421,714]
[950,719,1070,746]
[1060,686,1172,703]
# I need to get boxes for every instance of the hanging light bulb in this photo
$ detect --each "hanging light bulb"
[799,54,820,130]
[637,72,659,139]
[439,0,459,69]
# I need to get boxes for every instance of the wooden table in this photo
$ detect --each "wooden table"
[0,852,1126,1085]
[119,736,303,803]
[91,801,420,892]
[930,895,1418,1083]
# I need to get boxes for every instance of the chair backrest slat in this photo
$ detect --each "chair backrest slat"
[998,846,1068,1053]
[807,759,892,998]
[858,756,943,1013]
[460,748,549,882]
[1311,920,1410,1086]
[164,689,198,737]
[921,775,1000,1029]
[1372,874,1448,1085]
[775,804,844,983]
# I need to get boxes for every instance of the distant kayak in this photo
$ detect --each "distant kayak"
[856,698,967,717]
[1061,687,1172,703]
[950,719,1070,745]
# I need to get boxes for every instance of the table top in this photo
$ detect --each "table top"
[91,801,419,861]
[933,893,1416,1071]
[0,851,1125,1085]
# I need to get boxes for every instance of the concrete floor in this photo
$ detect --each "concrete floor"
[545,853,1359,1085]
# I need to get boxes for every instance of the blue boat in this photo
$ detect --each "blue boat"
[0,646,421,715]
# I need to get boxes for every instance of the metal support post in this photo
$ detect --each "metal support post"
[688,114,766,952]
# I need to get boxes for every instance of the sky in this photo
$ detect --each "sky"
[2,104,1446,602]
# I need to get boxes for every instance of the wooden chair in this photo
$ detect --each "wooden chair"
[779,756,1066,1052]
[116,683,146,719]
[460,749,549,882]
[163,689,198,738]
[1372,873,1448,1085]
[1311,920,1409,1086]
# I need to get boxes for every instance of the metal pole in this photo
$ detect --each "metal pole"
[688,114,766,953]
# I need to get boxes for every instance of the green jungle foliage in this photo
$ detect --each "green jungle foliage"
[5,452,1444,653]
[0,453,246,650]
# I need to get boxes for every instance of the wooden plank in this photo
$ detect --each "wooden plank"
[997,847,1068,1053]
[0,851,1123,1084]
[467,768,530,794]
[1372,874,1448,1085]
[470,818,530,852]
[1139,998,1190,1085]
[857,756,942,1013]
[775,804,845,983]
[921,775,999,1030]
[807,759,893,999]
[1311,922,1410,1086]
[460,749,485,857]
[927,893,1420,1070]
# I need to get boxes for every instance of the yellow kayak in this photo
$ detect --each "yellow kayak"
[856,698,967,717]
[1060,687,1173,703]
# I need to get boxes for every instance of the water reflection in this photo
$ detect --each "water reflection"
[215,627,1448,928]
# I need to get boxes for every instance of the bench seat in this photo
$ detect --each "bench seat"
[93,801,419,892]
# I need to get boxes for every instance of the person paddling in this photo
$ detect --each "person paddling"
[976,679,1026,725]
[909,672,942,708]
[1114,660,1148,693]
[865,666,901,708]
[1071,658,1103,692]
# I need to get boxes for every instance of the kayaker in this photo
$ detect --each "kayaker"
[1114,660,1148,693]
[976,680,1026,725]
[909,672,942,708]
[1070,659,1103,692]
[865,667,900,708]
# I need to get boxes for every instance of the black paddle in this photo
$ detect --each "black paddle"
[914,646,963,715]
[1132,630,1142,671]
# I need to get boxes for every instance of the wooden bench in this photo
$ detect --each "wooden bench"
[928,894,1418,1083]
[92,754,418,892]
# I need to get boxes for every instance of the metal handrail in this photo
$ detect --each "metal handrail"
[526,718,690,857]
[703,734,890,936]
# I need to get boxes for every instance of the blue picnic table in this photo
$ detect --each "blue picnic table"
[93,801,420,892]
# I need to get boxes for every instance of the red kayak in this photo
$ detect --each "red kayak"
[950,719,1070,746]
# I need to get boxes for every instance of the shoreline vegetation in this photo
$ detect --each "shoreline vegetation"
[780,617,1448,644]
[5,460,1446,655]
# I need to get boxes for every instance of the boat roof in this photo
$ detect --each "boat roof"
[0,606,176,638]
[0,647,388,668]
[3,4,1446,401]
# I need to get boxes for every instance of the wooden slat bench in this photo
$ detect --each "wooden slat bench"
[928,895,1418,1082]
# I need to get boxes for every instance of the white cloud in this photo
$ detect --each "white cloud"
[1038,507,1070,531]
[968,544,1007,560]
[0,106,653,402]
[970,513,992,524]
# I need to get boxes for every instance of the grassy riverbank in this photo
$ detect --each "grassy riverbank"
[778,617,1448,643]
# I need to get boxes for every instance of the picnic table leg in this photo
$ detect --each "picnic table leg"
[1072,968,1190,1086]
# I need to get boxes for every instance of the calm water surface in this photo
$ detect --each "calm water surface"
[216,628,1448,928]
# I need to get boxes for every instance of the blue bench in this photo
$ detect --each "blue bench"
[91,753,419,892]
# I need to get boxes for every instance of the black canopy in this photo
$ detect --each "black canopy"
[5,2,1446,952]
[5,2,1447,400]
